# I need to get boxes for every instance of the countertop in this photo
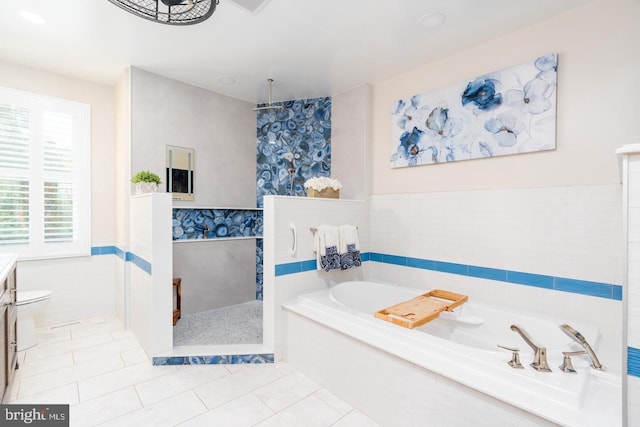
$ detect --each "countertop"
[0,254,17,284]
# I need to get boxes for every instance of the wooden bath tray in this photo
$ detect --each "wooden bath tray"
[374,290,468,329]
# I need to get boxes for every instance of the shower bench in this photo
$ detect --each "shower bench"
[173,277,182,325]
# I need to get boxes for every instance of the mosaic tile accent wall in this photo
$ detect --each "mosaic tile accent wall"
[172,208,264,300]
[152,353,274,365]
[256,97,332,208]
[256,238,263,300]
[172,209,263,240]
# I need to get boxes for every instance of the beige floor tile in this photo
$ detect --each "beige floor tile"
[25,332,115,363]
[100,390,207,427]
[17,352,75,379]
[313,389,353,417]
[253,372,321,413]
[35,328,72,346]
[194,364,285,409]
[10,383,79,405]
[7,315,383,427]
[179,393,273,427]
[73,336,141,364]
[255,394,343,427]
[70,319,124,340]
[17,353,124,399]
[77,361,177,401]
[119,348,150,366]
[135,364,229,406]
[70,387,141,427]
[332,410,382,427]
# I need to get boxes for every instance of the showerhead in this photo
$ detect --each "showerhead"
[253,105,285,112]
[253,78,285,112]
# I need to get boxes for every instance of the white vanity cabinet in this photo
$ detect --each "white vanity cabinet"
[0,254,17,403]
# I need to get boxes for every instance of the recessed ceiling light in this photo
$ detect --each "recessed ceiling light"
[418,12,445,29]
[20,10,46,25]
[217,76,236,85]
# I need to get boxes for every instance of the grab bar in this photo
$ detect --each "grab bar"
[289,222,297,255]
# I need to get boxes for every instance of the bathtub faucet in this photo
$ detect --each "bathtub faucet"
[559,324,605,371]
[510,324,552,372]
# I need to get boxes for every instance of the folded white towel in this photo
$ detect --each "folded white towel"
[338,224,359,254]
[314,225,340,270]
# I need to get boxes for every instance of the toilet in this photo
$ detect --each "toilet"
[17,290,53,351]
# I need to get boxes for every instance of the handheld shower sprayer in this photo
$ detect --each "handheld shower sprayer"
[559,324,605,371]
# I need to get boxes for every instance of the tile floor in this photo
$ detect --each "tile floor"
[5,316,380,427]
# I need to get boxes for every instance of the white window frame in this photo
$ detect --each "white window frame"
[0,86,91,260]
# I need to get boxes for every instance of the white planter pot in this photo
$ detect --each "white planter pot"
[135,182,158,194]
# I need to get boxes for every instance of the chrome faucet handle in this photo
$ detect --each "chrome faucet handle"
[559,350,586,373]
[510,324,552,372]
[497,345,524,369]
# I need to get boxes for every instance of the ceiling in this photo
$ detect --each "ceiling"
[0,0,591,104]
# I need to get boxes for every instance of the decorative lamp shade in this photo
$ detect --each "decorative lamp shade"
[107,0,218,25]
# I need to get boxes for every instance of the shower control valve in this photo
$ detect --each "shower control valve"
[497,344,524,369]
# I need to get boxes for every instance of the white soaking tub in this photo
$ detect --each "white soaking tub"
[283,280,621,426]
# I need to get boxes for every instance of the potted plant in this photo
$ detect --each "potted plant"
[131,170,162,194]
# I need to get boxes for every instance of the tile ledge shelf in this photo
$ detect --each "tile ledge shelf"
[173,236,262,243]
[615,143,640,154]
[172,206,263,210]
[268,195,366,202]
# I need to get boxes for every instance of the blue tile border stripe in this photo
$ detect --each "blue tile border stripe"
[129,252,152,275]
[274,251,621,301]
[91,246,116,256]
[629,347,640,377]
[98,245,620,300]
[152,353,274,365]
[91,245,151,275]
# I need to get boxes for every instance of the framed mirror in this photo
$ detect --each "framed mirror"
[166,145,194,201]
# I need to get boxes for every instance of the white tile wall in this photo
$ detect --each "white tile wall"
[114,253,127,327]
[19,255,116,327]
[629,376,640,425]
[263,196,369,357]
[129,193,172,357]
[628,155,640,349]
[625,151,640,425]
[369,184,622,284]
[368,184,623,374]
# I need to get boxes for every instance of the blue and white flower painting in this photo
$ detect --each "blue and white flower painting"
[390,54,557,168]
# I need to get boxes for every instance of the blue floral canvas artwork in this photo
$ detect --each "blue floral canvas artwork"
[390,54,557,168]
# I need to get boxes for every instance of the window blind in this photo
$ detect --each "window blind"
[0,87,90,259]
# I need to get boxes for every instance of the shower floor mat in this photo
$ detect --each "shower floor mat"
[173,300,263,346]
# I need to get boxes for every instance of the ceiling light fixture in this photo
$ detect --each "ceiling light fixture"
[217,76,236,85]
[107,0,219,25]
[418,12,446,29]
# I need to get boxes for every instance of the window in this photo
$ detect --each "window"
[0,87,90,259]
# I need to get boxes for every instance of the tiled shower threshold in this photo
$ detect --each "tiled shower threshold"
[154,344,274,365]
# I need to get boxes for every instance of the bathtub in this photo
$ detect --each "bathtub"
[283,280,621,426]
